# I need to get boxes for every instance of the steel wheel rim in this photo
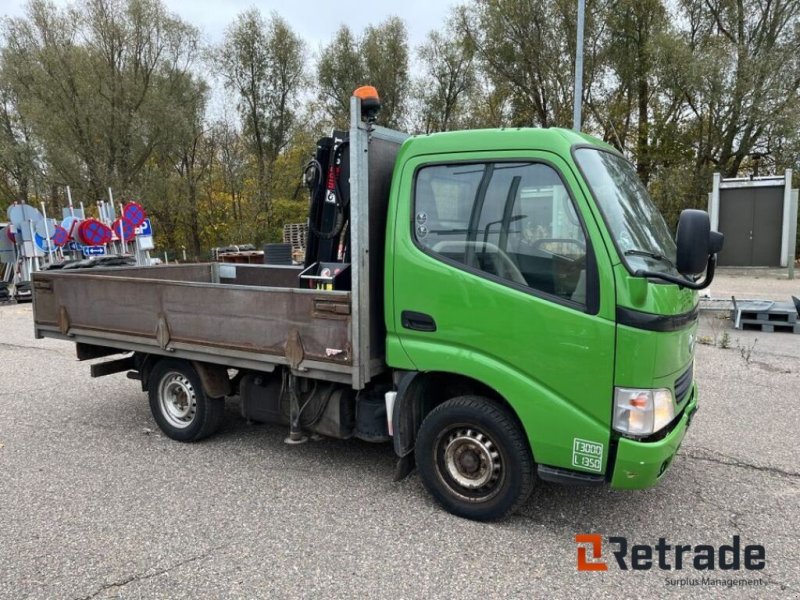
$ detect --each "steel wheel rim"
[158,372,197,429]
[436,425,504,502]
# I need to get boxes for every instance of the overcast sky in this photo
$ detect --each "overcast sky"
[3,0,456,51]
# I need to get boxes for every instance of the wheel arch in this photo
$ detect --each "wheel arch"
[392,370,532,461]
[135,353,231,399]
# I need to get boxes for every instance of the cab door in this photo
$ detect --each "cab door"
[388,151,617,473]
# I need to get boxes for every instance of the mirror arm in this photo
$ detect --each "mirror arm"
[634,255,717,290]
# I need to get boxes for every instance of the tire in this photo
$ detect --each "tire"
[415,395,534,521]
[148,359,225,442]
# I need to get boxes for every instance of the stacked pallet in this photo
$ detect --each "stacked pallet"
[735,301,799,333]
[283,222,308,264]
[283,223,307,252]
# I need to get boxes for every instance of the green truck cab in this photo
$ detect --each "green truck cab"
[383,125,720,519]
[30,92,722,522]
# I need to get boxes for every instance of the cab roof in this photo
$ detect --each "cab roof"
[398,127,615,160]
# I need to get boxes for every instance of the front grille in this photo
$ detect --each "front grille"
[674,363,693,403]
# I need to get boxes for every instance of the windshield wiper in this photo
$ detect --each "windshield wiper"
[624,248,675,268]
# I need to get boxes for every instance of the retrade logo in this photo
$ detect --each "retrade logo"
[576,534,608,571]
[576,535,765,571]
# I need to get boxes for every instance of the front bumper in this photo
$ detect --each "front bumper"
[609,385,698,489]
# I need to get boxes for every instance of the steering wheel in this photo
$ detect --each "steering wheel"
[432,240,527,285]
[531,238,586,258]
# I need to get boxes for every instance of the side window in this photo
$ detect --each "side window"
[414,162,589,305]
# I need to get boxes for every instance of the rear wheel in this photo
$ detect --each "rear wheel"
[415,395,534,521]
[148,359,224,442]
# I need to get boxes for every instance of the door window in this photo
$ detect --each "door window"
[414,162,589,305]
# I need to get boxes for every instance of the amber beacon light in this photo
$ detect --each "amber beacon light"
[353,86,381,122]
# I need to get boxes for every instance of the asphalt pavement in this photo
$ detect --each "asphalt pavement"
[0,302,798,599]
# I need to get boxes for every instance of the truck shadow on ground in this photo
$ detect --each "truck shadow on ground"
[58,390,752,541]
[85,391,733,533]
[192,400,699,532]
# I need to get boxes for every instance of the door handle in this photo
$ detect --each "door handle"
[401,310,437,332]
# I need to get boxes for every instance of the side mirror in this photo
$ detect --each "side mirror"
[676,209,724,275]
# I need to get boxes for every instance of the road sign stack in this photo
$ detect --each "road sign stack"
[2,187,156,296]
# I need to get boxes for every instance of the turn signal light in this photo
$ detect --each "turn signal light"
[613,388,676,436]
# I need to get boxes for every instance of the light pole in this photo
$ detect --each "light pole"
[573,0,586,131]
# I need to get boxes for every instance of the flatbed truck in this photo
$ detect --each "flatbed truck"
[31,90,722,520]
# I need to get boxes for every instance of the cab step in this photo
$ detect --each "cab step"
[537,465,605,486]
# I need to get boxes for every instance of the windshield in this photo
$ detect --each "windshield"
[574,148,677,274]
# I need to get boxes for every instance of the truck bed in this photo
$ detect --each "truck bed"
[32,263,355,384]
[31,105,406,389]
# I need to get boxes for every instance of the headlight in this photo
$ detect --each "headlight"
[613,388,676,436]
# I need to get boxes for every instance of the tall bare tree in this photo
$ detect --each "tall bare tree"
[414,20,476,133]
[676,0,800,177]
[216,10,305,220]
[596,0,673,184]
[170,76,210,258]
[317,26,364,129]
[316,17,409,129]
[2,0,200,202]
[0,76,40,203]
[459,0,602,128]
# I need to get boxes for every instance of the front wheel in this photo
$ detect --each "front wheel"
[148,359,224,442]
[415,396,534,521]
